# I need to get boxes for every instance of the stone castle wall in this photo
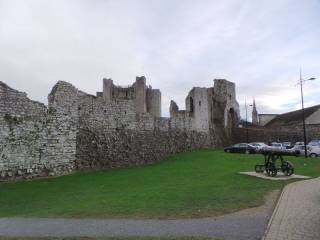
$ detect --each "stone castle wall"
[169,79,240,146]
[232,125,320,144]
[76,119,214,169]
[0,77,238,181]
[72,83,216,168]
[0,81,76,181]
[0,82,46,117]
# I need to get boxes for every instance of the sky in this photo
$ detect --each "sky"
[0,0,319,119]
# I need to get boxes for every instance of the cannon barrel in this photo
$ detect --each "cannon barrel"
[261,148,299,157]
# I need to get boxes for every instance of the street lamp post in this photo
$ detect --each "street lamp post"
[244,99,253,143]
[298,70,316,158]
[245,99,248,143]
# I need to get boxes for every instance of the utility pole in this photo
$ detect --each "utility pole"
[245,98,248,143]
[298,69,316,158]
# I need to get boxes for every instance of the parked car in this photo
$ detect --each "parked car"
[224,143,256,154]
[282,142,293,149]
[294,142,304,146]
[308,140,320,147]
[308,146,320,158]
[270,142,285,150]
[293,145,312,156]
[249,142,268,152]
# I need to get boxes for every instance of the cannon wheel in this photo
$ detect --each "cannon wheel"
[282,161,294,176]
[255,164,264,173]
[266,162,277,177]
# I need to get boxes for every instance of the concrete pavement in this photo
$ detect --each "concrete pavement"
[264,177,320,240]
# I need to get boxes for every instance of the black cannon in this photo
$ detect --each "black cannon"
[254,149,296,177]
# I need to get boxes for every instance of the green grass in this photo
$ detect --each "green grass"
[0,150,319,218]
[0,237,222,240]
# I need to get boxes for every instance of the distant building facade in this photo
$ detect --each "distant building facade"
[265,105,320,128]
[258,114,279,126]
[257,103,320,128]
[233,104,320,144]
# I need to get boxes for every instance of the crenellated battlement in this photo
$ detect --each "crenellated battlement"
[99,76,161,117]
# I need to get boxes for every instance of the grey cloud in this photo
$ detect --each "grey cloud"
[0,0,319,117]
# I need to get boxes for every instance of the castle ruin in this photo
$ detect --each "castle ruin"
[100,76,161,117]
[0,77,239,181]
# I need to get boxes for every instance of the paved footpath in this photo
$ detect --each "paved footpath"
[264,177,320,240]
[0,191,279,240]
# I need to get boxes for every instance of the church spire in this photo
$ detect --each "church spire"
[252,98,258,125]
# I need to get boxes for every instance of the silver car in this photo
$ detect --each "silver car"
[271,142,285,150]
[249,142,268,152]
[308,140,320,148]
[309,146,320,158]
[293,145,312,156]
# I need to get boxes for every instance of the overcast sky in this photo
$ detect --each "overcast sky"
[1,0,319,119]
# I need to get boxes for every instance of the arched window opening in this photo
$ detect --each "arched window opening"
[189,97,194,113]
[228,108,238,127]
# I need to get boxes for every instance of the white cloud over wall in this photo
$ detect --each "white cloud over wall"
[0,0,319,118]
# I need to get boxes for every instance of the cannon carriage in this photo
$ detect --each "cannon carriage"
[254,149,296,177]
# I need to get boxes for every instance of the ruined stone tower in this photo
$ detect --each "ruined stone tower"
[170,79,240,135]
[99,76,161,117]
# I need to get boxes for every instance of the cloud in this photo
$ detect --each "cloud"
[0,0,319,118]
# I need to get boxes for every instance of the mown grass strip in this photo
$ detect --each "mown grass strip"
[0,150,319,218]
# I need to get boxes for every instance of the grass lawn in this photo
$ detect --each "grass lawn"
[0,150,319,218]
[0,237,221,240]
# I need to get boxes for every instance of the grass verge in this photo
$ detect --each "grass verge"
[0,237,222,240]
[0,150,319,218]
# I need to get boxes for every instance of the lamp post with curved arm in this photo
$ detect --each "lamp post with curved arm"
[299,70,316,158]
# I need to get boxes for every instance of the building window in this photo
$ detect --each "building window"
[199,101,201,107]
[190,97,194,113]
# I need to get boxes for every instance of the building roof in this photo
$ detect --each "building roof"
[265,105,320,127]
[258,113,279,116]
